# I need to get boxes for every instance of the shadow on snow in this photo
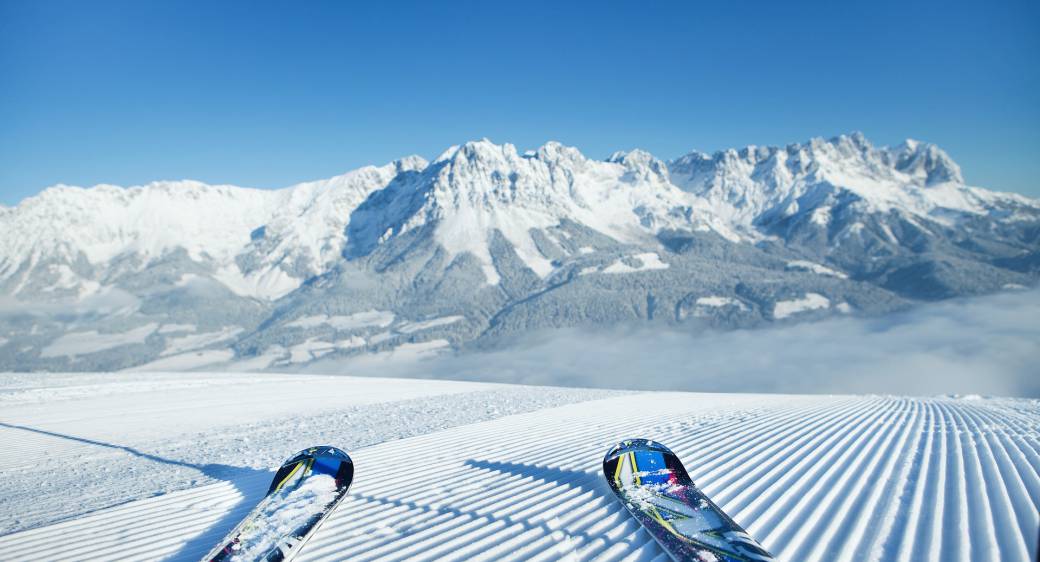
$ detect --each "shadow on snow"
[326,459,647,558]
[0,421,271,561]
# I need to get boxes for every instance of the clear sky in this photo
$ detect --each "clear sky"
[1,0,1038,205]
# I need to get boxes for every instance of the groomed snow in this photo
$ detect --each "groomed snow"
[39,323,159,358]
[396,316,465,334]
[161,327,243,357]
[158,324,197,334]
[226,346,289,372]
[287,338,367,364]
[695,296,747,309]
[774,293,831,319]
[350,340,453,363]
[132,349,236,371]
[286,311,395,331]
[0,373,1036,561]
[0,372,616,538]
[785,260,849,279]
[602,252,670,274]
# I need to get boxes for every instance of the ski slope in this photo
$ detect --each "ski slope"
[0,372,1038,561]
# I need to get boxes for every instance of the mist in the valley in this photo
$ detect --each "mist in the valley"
[309,289,1040,398]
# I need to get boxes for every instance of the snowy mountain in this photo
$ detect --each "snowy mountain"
[0,133,1037,371]
[669,133,1038,256]
[343,140,734,285]
[0,158,425,302]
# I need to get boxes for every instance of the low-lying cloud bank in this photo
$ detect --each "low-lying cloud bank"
[310,288,1040,398]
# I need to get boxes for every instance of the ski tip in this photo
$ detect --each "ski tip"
[603,438,675,463]
[283,446,352,465]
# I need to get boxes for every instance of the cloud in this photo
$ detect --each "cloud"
[311,289,1040,398]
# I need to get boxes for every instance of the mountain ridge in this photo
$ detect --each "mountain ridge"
[1,133,1036,372]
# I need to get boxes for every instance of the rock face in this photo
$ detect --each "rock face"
[1,133,1037,371]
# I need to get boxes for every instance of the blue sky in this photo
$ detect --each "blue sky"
[2,0,1038,205]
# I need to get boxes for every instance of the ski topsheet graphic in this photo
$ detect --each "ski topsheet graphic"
[603,439,775,562]
[203,446,354,562]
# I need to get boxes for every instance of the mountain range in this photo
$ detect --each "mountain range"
[1,132,1037,372]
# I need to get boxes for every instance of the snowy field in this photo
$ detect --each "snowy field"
[0,372,1038,561]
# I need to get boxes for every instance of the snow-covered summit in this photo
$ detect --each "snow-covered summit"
[347,138,728,283]
[0,158,420,299]
[3,134,1037,297]
[1,180,277,267]
[1,133,1038,372]
[667,133,1036,233]
[889,138,964,185]
[231,157,428,297]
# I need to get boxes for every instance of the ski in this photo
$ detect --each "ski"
[203,446,354,562]
[603,438,775,562]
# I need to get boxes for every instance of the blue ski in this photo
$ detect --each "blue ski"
[604,439,774,562]
[203,446,353,562]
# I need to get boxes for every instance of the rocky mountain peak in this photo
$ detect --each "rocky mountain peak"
[890,139,963,185]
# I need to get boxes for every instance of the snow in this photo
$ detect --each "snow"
[786,260,849,279]
[174,273,200,287]
[397,339,450,355]
[40,323,159,358]
[354,139,736,286]
[161,327,243,356]
[667,133,1038,238]
[695,296,746,308]
[132,349,236,371]
[686,296,749,318]
[2,135,1036,300]
[773,293,830,319]
[0,372,611,537]
[285,310,395,331]
[396,315,464,334]
[213,264,301,301]
[368,331,393,345]
[810,206,831,226]
[158,323,197,334]
[40,264,101,296]
[0,181,278,269]
[226,346,288,372]
[880,222,899,244]
[287,338,358,363]
[0,372,1036,561]
[334,336,365,349]
[602,253,670,274]
[0,159,420,301]
[372,339,451,361]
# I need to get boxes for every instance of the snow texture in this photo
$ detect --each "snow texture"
[40,323,159,357]
[396,316,465,334]
[695,296,747,309]
[786,260,849,279]
[285,311,395,331]
[773,293,831,319]
[0,373,1036,561]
